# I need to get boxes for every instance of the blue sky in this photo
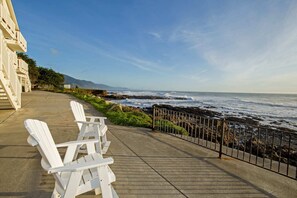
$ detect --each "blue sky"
[13,0,297,93]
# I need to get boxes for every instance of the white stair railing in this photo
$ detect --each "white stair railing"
[9,61,21,104]
[0,30,21,109]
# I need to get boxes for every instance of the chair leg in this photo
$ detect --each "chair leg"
[64,171,83,198]
[95,188,101,195]
[102,134,107,144]
[51,188,60,198]
[75,130,85,158]
[95,133,102,154]
[97,166,113,197]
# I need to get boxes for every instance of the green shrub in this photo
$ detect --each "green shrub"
[155,120,189,136]
[66,90,152,128]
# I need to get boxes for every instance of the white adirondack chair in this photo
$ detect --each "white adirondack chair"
[70,101,110,155]
[24,119,118,198]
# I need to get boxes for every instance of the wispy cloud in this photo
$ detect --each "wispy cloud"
[168,1,297,92]
[111,54,168,72]
[50,48,59,55]
[57,33,174,73]
[29,22,173,73]
[148,32,161,40]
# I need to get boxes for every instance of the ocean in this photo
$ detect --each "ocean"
[110,90,297,131]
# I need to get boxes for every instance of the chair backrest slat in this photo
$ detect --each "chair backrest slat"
[70,100,86,130]
[24,119,64,169]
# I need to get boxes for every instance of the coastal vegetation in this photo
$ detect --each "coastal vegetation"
[65,89,152,128]
[17,53,64,89]
[155,120,189,136]
[37,67,64,89]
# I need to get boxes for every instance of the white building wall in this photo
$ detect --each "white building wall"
[0,0,29,109]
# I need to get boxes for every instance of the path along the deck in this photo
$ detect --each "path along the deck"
[0,91,296,198]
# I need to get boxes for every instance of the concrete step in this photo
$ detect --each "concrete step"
[0,104,12,107]
[0,106,13,110]
[0,96,8,100]
[0,103,12,108]
[0,87,7,100]
[0,99,10,104]
[0,82,18,110]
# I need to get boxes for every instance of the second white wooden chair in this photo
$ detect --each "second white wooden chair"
[70,100,110,155]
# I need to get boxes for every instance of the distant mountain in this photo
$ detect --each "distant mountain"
[63,74,127,90]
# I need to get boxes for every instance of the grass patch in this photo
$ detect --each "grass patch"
[155,120,189,136]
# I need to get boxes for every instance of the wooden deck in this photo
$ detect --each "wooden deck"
[0,91,296,197]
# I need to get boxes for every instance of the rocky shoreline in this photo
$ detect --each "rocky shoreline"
[149,104,290,130]
[101,93,296,132]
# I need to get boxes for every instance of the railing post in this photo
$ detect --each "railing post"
[152,105,156,131]
[219,119,225,159]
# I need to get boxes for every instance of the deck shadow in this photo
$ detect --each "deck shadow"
[108,127,275,198]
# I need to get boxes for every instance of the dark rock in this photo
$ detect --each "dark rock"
[250,116,264,121]
[154,104,221,118]
[270,121,282,125]
[226,116,259,126]
[204,105,216,109]
[91,90,107,96]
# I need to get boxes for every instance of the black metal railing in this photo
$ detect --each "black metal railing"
[152,106,297,180]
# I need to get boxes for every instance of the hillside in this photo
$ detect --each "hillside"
[63,74,126,90]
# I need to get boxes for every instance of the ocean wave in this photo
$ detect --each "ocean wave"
[115,90,158,96]
[163,93,172,98]
[238,99,297,109]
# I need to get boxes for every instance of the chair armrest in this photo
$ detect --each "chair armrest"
[85,116,107,120]
[75,120,102,125]
[48,156,114,173]
[56,139,99,148]
[85,116,107,125]
[59,139,98,163]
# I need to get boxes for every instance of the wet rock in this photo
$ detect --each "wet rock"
[250,116,264,121]
[204,105,216,109]
[154,104,221,118]
[270,121,282,125]
[226,116,259,126]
